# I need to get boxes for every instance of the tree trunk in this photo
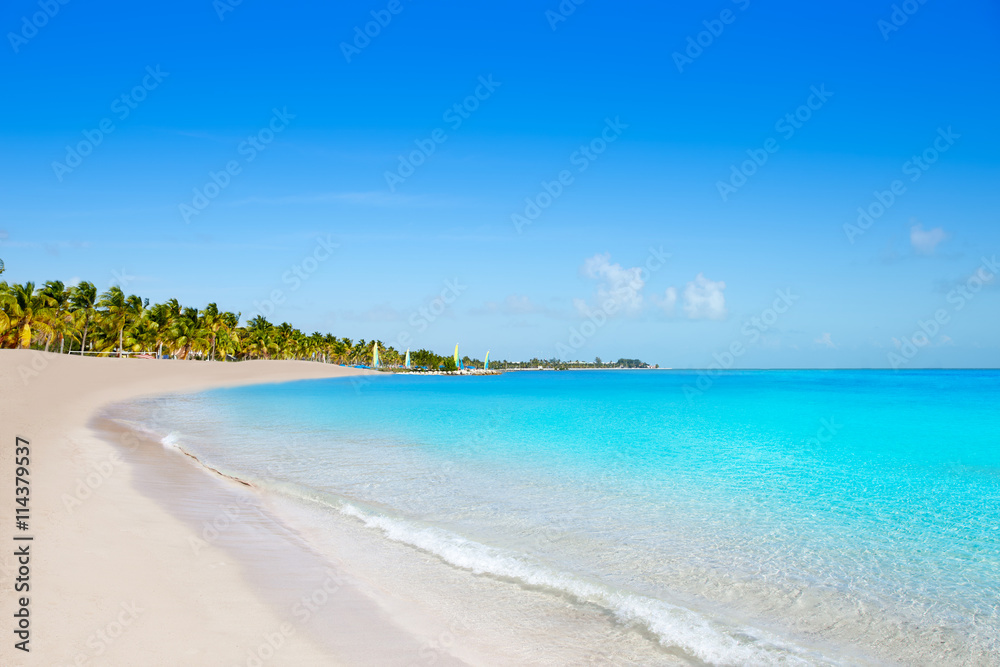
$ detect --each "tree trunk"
[118,327,124,358]
[45,335,51,352]
[59,335,65,354]
[158,342,162,359]
[81,319,89,354]
[211,335,216,362]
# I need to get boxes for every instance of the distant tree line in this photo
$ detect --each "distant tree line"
[0,279,653,370]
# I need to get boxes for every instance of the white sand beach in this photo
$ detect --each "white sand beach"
[0,351,447,666]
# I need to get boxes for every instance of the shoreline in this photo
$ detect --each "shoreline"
[89,414,461,666]
[91,382,690,666]
[3,352,980,663]
[0,350,682,665]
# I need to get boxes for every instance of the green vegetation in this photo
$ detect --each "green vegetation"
[0,280,393,364]
[0,279,653,370]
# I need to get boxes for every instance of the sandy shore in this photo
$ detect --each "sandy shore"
[0,350,463,666]
[0,350,690,667]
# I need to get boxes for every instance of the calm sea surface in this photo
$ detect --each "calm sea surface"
[110,370,1000,665]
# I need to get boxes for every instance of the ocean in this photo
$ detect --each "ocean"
[107,370,1000,665]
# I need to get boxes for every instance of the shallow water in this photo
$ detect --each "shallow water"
[109,370,1000,665]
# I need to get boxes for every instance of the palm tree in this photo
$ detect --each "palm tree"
[383,345,401,367]
[244,315,274,359]
[201,303,224,361]
[144,302,171,358]
[169,307,207,359]
[1,272,522,371]
[350,338,367,365]
[97,286,144,357]
[0,282,56,349]
[308,332,327,362]
[0,281,10,344]
[318,333,335,363]
[214,311,241,361]
[124,316,158,356]
[335,337,352,364]
[272,322,295,359]
[42,280,72,353]
[69,281,98,354]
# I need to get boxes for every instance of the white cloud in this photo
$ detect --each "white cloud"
[572,253,722,321]
[579,253,645,313]
[653,287,677,314]
[815,332,838,349]
[682,273,726,320]
[910,222,947,255]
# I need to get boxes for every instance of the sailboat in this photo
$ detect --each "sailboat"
[484,350,490,372]
[404,348,410,369]
[372,341,380,368]
[454,344,463,370]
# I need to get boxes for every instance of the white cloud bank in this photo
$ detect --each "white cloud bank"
[569,253,727,321]
[579,253,646,313]
[682,273,727,320]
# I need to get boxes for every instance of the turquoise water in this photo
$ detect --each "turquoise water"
[115,370,1000,664]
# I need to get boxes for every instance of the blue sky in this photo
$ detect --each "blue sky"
[2,0,998,367]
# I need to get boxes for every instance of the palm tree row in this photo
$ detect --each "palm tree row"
[0,280,401,365]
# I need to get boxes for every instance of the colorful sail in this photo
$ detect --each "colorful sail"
[454,344,460,370]
[372,341,380,368]
[484,350,490,371]
[404,348,410,369]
